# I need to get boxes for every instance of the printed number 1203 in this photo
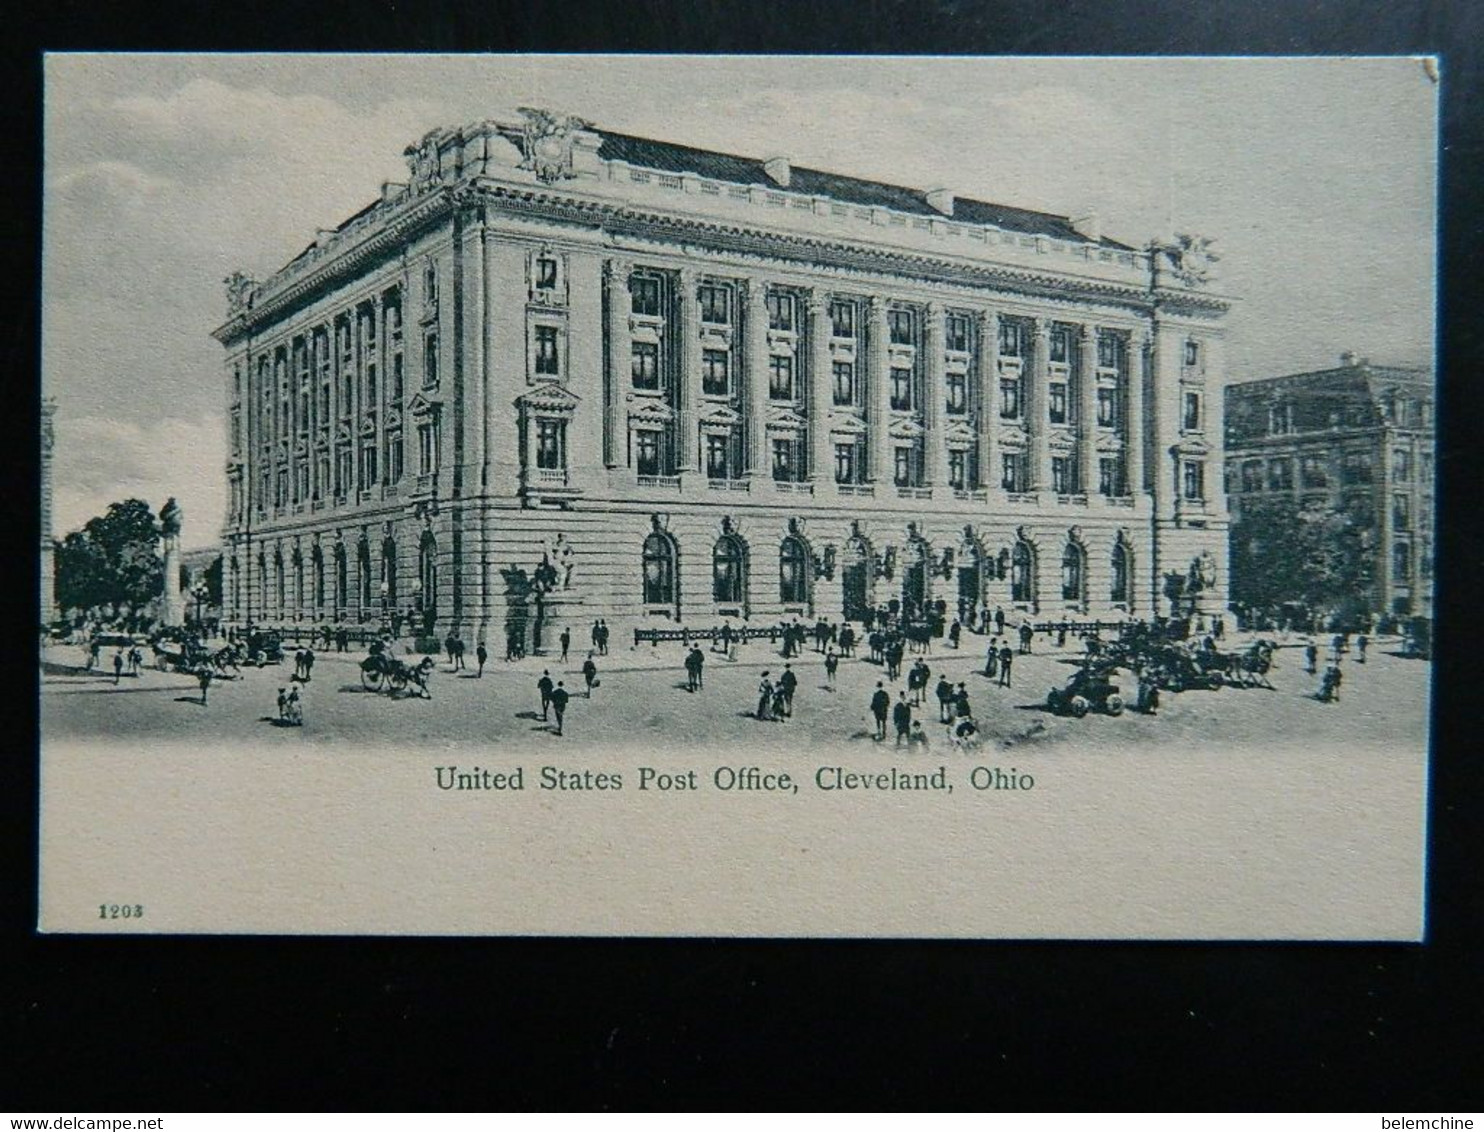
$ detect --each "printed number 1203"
[99,904,144,920]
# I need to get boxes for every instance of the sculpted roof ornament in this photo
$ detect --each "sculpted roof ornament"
[404,130,447,193]
[224,271,258,318]
[517,107,594,184]
[1154,233,1220,288]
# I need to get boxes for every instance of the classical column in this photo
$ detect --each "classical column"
[603,258,629,469]
[1028,317,1051,491]
[867,295,892,486]
[676,267,700,474]
[808,290,833,486]
[1078,324,1099,495]
[923,302,949,491]
[1126,329,1147,498]
[977,308,999,494]
[743,277,770,477]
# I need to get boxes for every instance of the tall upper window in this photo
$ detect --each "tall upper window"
[712,536,746,605]
[1183,391,1202,431]
[888,309,915,346]
[705,435,731,480]
[890,367,913,411]
[769,355,794,400]
[1097,387,1117,428]
[1011,541,1036,604]
[779,537,809,605]
[1049,327,1072,365]
[702,350,730,397]
[1393,448,1413,482]
[948,449,967,491]
[999,320,1024,357]
[1048,382,1068,424]
[1061,542,1086,604]
[631,275,662,318]
[1185,340,1201,367]
[829,300,856,339]
[1182,460,1206,501]
[946,373,967,415]
[1099,456,1125,497]
[1111,542,1131,606]
[698,284,730,325]
[1051,456,1073,495]
[766,292,795,332]
[1341,451,1374,485]
[423,333,439,388]
[535,256,558,291]
[832,361,856,406]
[635,430,661,476]
[1300,454,1328,488]
[536,420,565,470]
[534,326,560,377]
[1267,458,1293,491]
[1002,453,1026,493]
[835,443,859,485]
[1000,374,1022,420]
[945,313,971,353]
[631,342,660,390]
[1097,334,1119,369]
[772,439,796,483]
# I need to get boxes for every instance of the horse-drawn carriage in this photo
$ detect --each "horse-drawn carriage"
[1046,664,1126,717]
[359,650,435,696]
[152,636,211,673]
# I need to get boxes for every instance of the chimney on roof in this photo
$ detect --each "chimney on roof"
[1340,350,1359,367]
[925,187,955,217]
[763,157,791,188]
[1071,211,1102,242]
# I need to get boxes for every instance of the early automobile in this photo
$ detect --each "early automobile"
[1047,665,1125,717]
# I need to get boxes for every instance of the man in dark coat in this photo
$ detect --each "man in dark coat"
[998,645,1014,688]
[870,682,890,741]
[537,670,554,720]
[550,681,570,735]
[935,675,955,723]
[892,692,913,747]
[475,642,488,677]
[559,628,571,663]
[778,664,798,717]
[582,653,599,698]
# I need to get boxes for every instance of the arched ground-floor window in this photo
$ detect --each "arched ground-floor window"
[1011,540,1037,606]
[713,535,747,606]
[779,536,809,605]
[642,532,678,608]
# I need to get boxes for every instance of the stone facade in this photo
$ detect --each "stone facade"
[1225,356,1434,618]
[213,109,1233,646]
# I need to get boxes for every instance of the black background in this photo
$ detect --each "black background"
[4,0,1482,1111]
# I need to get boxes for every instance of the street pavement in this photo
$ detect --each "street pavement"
[41,631,1430,759]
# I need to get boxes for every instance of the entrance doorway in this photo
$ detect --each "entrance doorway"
[843,561,870,622]
[902,559,928,619]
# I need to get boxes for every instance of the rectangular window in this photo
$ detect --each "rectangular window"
[1241,460,1263,493]
[630,275,662,318]
[341,375,354,418]
[948,450,967,490]
[946,373,967,415]
[832,361,855,406]
[535,256,558,291]
[998,320,1023,358]
[1097,334,1118,369]
[536,420,565,470]
[890,367,913,411]
[360,440,378,488]
[1270,403,1292,434]
[1051,456,1072,495]
[1000,376,1022,420]
[315,455,329,499]
[416,423,438,477]
[336,448,353,495]
[365,365,377,408]
[1049,327,1071,364]
[1183,391,1202,431]
[834,443,858,485]
[766,292,795,332]
[1001,453,1026,493]
[1267,458,1293,491]
[705,435,730,479]
[635,430,661,476]
[1183,460,1205,501]
[230,408,241,453]
[894,447,913,487]
[1185,340,1201,367]
[769,354,794,400]
[423,334,439,388]
[945,314,971,353]
[392,354,404,402]
[320,384,331,423]
[1393,493,1411,530]
[534,326,560,377]
[702,350,730,396]
[1300,454,1328,488]
[830,300,856,339]
[386,434,403,484]
[1393,448,1413,482]
[631,342,660,390]
[276,467,289,507]
[698,284,730,325]
[772,439,794,482]
[1099,457,1124,497]
[295,463,309,502]
[888,309,914,346]
[1341,451,1374,485]
[1097,386,1117,428]
[1048,382,1068,424]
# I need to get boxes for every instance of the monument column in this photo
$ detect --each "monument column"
[160,498,185,627]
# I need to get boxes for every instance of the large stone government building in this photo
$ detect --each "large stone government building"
[1225,355,1433,619]
[214,108,1233,647]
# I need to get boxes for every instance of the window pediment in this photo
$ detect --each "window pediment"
[516,381,581,415]
[887,416,925,441]
[406,392,441,418]
[1046,428,1078,455]
[767,406,809,434]
[628,399,675,426]
[828,412,869,438]
[1095,432,1125,454]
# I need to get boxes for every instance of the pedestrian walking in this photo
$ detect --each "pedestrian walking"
[196,666,213,705]
[277,687,289,721]
[684,646,702,692]
[995,606,1006,635]
[870,682,890,740]
[445,633,458,667]
[303,648,315,682]
[1019,622,1033,654]
[779,664,798,716]
[949,620,962,649]
[559,628,571,663]
[596,620,609,656]
[998,645,1014,688]
[772,681,789,721]
[1304,641,1318,675]
[893,692,913,747]
[537,670,554,720]
[128,645,142,676]
[953,683,971,722]
[909,720,930,750]
[1356,634,1368,664]
[985,638,1000,679]
[1319,664,1343,703]
[285,686,303,726]
[475,642,488,677]
[935,675,954,723]
[757,672,775,721]
[582,653,598,698]
[550,681,570,735]
[112,650,124,684]
[824,648,839,689]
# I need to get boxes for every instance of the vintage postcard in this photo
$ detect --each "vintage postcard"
[38,54,1436,937]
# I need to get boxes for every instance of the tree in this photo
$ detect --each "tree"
[1230,498,1376,628]
[54,499,164,624]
